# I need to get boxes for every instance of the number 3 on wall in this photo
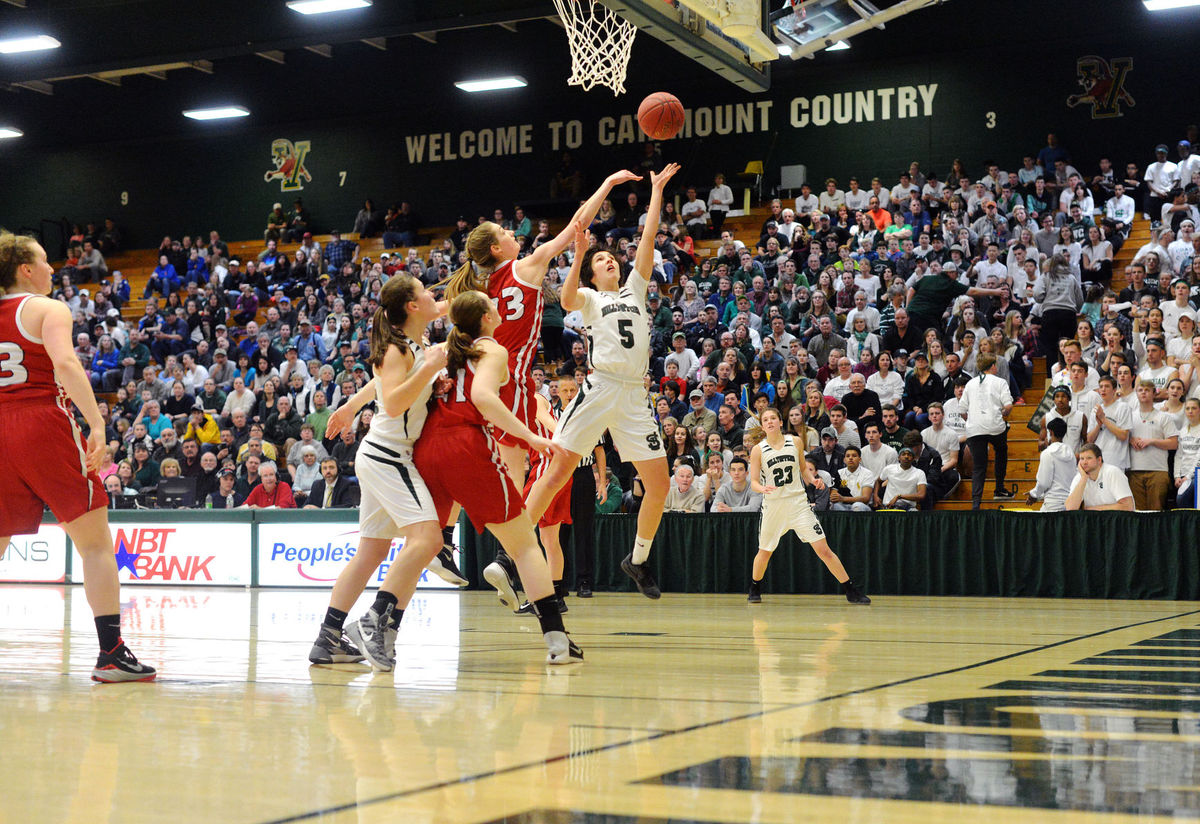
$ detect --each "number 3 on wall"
[986,112,996,129]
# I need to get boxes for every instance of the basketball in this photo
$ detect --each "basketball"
[637,92,685,140]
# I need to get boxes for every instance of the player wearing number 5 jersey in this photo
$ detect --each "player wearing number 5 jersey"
[0,232,154,682]
[747,407,870,606]
[523,163,681,599]
[441,170,641,489]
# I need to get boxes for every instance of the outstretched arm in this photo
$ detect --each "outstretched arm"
[560,219,589,313]
[635,163,681,282]
[514,170,642,284]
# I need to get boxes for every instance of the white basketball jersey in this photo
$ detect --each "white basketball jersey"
[759,435,809,502]
[578,269,650,381]
[364,338,431,449]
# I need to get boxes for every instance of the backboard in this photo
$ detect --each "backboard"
[597,0,774,92]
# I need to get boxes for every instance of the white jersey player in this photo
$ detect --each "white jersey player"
[523,163,681,600]
[747,407,871,605]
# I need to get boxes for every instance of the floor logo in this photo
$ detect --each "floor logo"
[264,138,312,191]
[1067,56,1134,119]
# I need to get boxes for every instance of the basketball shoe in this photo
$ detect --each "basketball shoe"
[483,551,523,612]
[747,580,762,604]
[308,626,365,665]
[544,631,584,665]
[346,605,398,673]
[426,545,469,587]
[620,553,661,599]
[843,581,872,605]
[92,642,156,683]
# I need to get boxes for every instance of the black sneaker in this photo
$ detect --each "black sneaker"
[748,581,762,604]
[577,579,593,598]
[483,552,522,612]
[308,625,366,665]
[620,553,661,599]
[426,545,469,587]
[554,582,569,613]
[92,642,156,683]
[843,581,872,605]
[515,600,537,616]
[994,484,1016,498]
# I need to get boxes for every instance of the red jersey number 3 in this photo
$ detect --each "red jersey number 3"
[0,342,29,386]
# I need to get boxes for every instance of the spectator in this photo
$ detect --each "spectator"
[1026,417,1076,512]
[711,456,762,512]
[184,407,221,445]
[330,426,359,476]
[304,457,360,509]
[289,446,323,505]
[243,462,296,509]
[663,463,705,512]
[902,429,953,508]
[1128,379,1178,510]
[1173,398,1200,509]
[875,447,927,510]
[832,446,873,511]
[961,353,1016,508]
[207,468,245,509]
[1087,375,1133,473]
[1065,443,1134,511]
[144,255,180,298]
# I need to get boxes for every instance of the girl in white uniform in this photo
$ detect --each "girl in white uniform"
[308,274,450,666]
[523,163,680,599]
[747,407,871,605]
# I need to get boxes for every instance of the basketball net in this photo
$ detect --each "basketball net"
[552,0,637,96]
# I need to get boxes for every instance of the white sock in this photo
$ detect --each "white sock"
[632,536,653,565]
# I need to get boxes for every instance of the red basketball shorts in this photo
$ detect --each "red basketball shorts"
[0,399,106,535]
[414,425,524,532]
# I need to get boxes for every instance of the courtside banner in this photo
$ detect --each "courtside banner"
[74,522,251,586]
[256,522,461,589]
[0,524,68,583]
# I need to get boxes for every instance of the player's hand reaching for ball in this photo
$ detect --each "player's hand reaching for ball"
[651,163,681,190]
[85,428,106,474]
[606,169,642,188]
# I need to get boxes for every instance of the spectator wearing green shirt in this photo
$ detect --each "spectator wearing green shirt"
[905,262,1004,337]
[305,389,332,442]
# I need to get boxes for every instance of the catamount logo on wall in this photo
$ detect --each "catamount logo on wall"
[264,138,312,191]
[1067,56,1134,119]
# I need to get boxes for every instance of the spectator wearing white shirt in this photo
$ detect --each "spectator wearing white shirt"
[1144,144,1179,220]
[819,178,846,213]
[859,423,898,479]
[794,183,819,221]
[681,187,709,240]
[832,446,874,511]
[1065,443,1134,511]
[1027,417,1080,512]
[844,177,871,212]
[874,447,926,510]
[823,357,855,402]
[961,353,1015,508]
[664,332,700,381]
[1086,375,1133,471]
[922,402,962,473]
[1173,398,1200,508]
[1040,385,1086,452]
[1128,379,1179,510]
[1103,182,1136,249]
[844,291,881,333]
[708,173,733,235]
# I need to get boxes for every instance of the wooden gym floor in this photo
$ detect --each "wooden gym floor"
[2,586,1199,823]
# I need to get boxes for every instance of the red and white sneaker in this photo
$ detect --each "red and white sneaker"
[92,642,156,683]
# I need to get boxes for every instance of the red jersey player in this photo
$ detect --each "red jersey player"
[409,290,582,664]
[0,233,154,682]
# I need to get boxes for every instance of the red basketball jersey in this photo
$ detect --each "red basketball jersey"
[0,294,62,405]
[430,338,516,430]
[487,260,543,381]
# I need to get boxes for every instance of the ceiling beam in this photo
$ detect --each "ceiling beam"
[304,43,332,58]
[13,80,53,95]
[413,31,437,43]
[145,71,167,80]
[255,50,286,64]
[361,37,387,50]
[90,74,121,86]
[0,0,27,7]
[190,59,214,74]
[497,21,517,32]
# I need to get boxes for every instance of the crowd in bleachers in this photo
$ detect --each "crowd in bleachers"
[54,132,1200,514]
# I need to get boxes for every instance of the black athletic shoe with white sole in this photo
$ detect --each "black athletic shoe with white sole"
[620,553,661,599]
[308,626,366,665]
[484,552,523,612]
[426,546,469,587]
[748,581,762,604]
[92,642,156,683]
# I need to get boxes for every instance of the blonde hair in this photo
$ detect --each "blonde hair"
[441,222,504,301]
[0,231,40,295]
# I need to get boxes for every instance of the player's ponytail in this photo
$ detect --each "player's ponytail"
[441,222,504,301]
[368,273,419,367]
[0,231,40,296]
[444,290,490,374]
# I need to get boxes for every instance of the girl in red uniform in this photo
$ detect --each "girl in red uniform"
[0,233,154,682]
[441,171,638,609]
[414,290,581,664]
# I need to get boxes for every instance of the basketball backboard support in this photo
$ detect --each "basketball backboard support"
[597,0,773,92]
